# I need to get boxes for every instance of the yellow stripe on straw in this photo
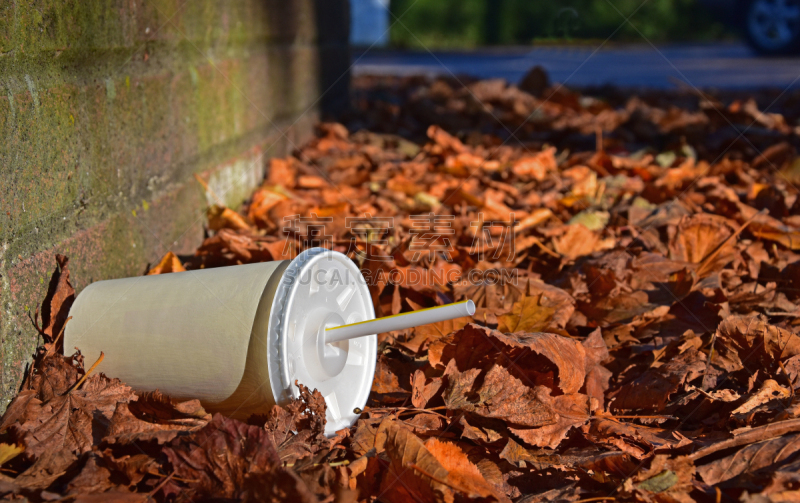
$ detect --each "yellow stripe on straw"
[324,299,475,343]
[325,299,472,332]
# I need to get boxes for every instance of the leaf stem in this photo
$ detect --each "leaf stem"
[66,352,104,394]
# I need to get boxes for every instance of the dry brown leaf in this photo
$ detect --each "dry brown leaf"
[512,147,557,181]
[400,316,469,353]
[717,315,800,369]
[499,437,629,472]
[163,414,295,499]
[553,224,614,260]
[372,353,411,395]
[625,455,695,503]
[38,254,75,351]
[7,375,135,459]
[430,324,587,395]
[261,381,329,466]
[0,443,24,466]
[423,438,507,501]
[104,391,210,446]
[698,432,800,485]
[582,329,612,407]
[146,251,186,275]
[669,213,736,274]
[266,157,297,188]
[248,187,289,228]
[411,370,443,409]
[380,422,506,503]
[207,204,251,232]
[427,125,466,154]
[585,418,693,459]
[611,347,706,412]
[497,294,558,333]
[731,379,791,417]
[443,362,558,428]
[379,423,454,503]
[509,393,590,449]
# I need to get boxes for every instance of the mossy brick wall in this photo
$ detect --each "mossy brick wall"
[0,0,350,410]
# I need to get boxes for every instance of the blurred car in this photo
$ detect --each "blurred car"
[701,0,800,54]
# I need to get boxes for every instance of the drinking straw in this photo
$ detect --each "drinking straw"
[325,299,475,343]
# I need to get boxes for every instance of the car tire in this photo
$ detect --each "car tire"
[743,0,800,55]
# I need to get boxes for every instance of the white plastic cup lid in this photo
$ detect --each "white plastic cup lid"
[266,248,377,434]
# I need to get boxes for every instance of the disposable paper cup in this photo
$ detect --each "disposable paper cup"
[65,248,377,434]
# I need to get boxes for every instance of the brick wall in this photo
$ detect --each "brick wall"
[0,0,350,409]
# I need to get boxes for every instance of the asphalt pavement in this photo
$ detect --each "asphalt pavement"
[353,43,800,90]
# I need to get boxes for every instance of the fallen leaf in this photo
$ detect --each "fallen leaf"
[379,423,455,503]
[569,210,610,231]
[411,370,443,409]
[731,379,791,417]
[7,374,135,459]
[379,422,507,503]
[266,157,297,188]
[698,432,800,485]
[146,251,186,275]
[512,147,557,181]
[582,329,612,407]
[509,393,591,449]
[584,418,692,459]
[427,125,466,154]
[39,254,75,350]
[611,347,706,412]
[669,213,736,275]
[401,316,469,353]
[717,315,800,369]
[443,362,559,428]
[423,437,507,501]
[207,204,251,232]
[104,391,210,446]
[625,455,695,502]
[0,443,24,466]
[553,224,614,260]
[497,294,557,333]
[248,188,289,228]
[263,381,330,466]
[430,324,587,395]
[163,414,285,499]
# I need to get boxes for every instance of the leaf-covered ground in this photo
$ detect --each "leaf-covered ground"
[3,72,800,502]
